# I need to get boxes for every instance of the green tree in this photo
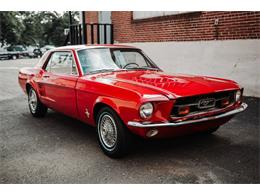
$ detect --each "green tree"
[0,11,79,47]
[42,11,79,46]
[0,12,25,46]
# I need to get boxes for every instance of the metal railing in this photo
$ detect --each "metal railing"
[67,23,114,45]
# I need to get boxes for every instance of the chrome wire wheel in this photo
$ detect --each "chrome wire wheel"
[98,113,118,150]
[28,89,37,113]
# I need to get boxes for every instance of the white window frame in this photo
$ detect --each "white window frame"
[133,11,192,20]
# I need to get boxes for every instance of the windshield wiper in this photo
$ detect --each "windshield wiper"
[124,67,159,71]
[89,69,117,74]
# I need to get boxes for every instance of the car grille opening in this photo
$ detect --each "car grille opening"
[171,90,236,117]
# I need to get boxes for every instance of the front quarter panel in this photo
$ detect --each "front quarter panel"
[76,77,142,126]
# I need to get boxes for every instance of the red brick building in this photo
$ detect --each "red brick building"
[84,11,260,97]
[85,11,260,43]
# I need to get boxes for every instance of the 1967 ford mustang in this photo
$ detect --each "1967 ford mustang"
[18,45,247,158]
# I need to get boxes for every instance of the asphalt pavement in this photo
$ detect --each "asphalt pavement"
[0,58,259,183]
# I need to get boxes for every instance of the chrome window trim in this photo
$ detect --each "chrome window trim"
[74,49,84,76]
[44,50,79,77]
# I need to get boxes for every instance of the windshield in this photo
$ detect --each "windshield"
[77,48,159,74]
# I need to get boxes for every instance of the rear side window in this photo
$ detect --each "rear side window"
[45,51,77,75]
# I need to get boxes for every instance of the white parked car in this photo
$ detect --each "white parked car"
[40,45,55,54]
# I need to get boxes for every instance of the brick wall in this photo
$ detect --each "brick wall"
[84,11,99,44]
[85,11,98,23]
[111,11,260,42]
[84,11,260,43]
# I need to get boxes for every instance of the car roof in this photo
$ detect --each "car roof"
[53,44,138,51]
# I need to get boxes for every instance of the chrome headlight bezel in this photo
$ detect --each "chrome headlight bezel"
[139,102,154,119]
[235,90,242,102]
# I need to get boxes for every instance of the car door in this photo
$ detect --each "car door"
[38,51,79,118]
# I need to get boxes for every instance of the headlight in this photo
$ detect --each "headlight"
[235,90,242,102]
[139,102,153,119]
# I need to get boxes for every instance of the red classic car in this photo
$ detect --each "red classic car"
[18,45,247,158]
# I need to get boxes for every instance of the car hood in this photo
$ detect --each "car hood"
[90,70,240,99]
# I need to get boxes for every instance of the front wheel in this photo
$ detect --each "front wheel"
[28,88,48,117]
[96,107,133,158]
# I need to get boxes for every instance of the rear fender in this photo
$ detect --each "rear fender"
[26,80,38,95]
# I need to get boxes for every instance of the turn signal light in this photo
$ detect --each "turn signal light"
[178,106,190,116]
[221,98,230,107]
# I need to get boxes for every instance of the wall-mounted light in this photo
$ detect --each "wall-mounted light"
[214,18,219,26]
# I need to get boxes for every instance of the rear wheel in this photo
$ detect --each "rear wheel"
[96,107,133,158]
[28,87,47,117]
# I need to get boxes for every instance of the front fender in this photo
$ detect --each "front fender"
[93,95,175,129]
[93,96,139,126]
[94,96,120,115]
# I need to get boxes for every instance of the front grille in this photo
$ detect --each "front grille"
[171,90,236,117]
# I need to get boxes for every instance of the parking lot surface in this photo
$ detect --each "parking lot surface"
[0,59,259,183]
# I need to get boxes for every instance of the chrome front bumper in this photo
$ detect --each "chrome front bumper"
[128,103,247,128]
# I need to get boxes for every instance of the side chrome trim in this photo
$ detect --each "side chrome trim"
[127,103,247,128]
